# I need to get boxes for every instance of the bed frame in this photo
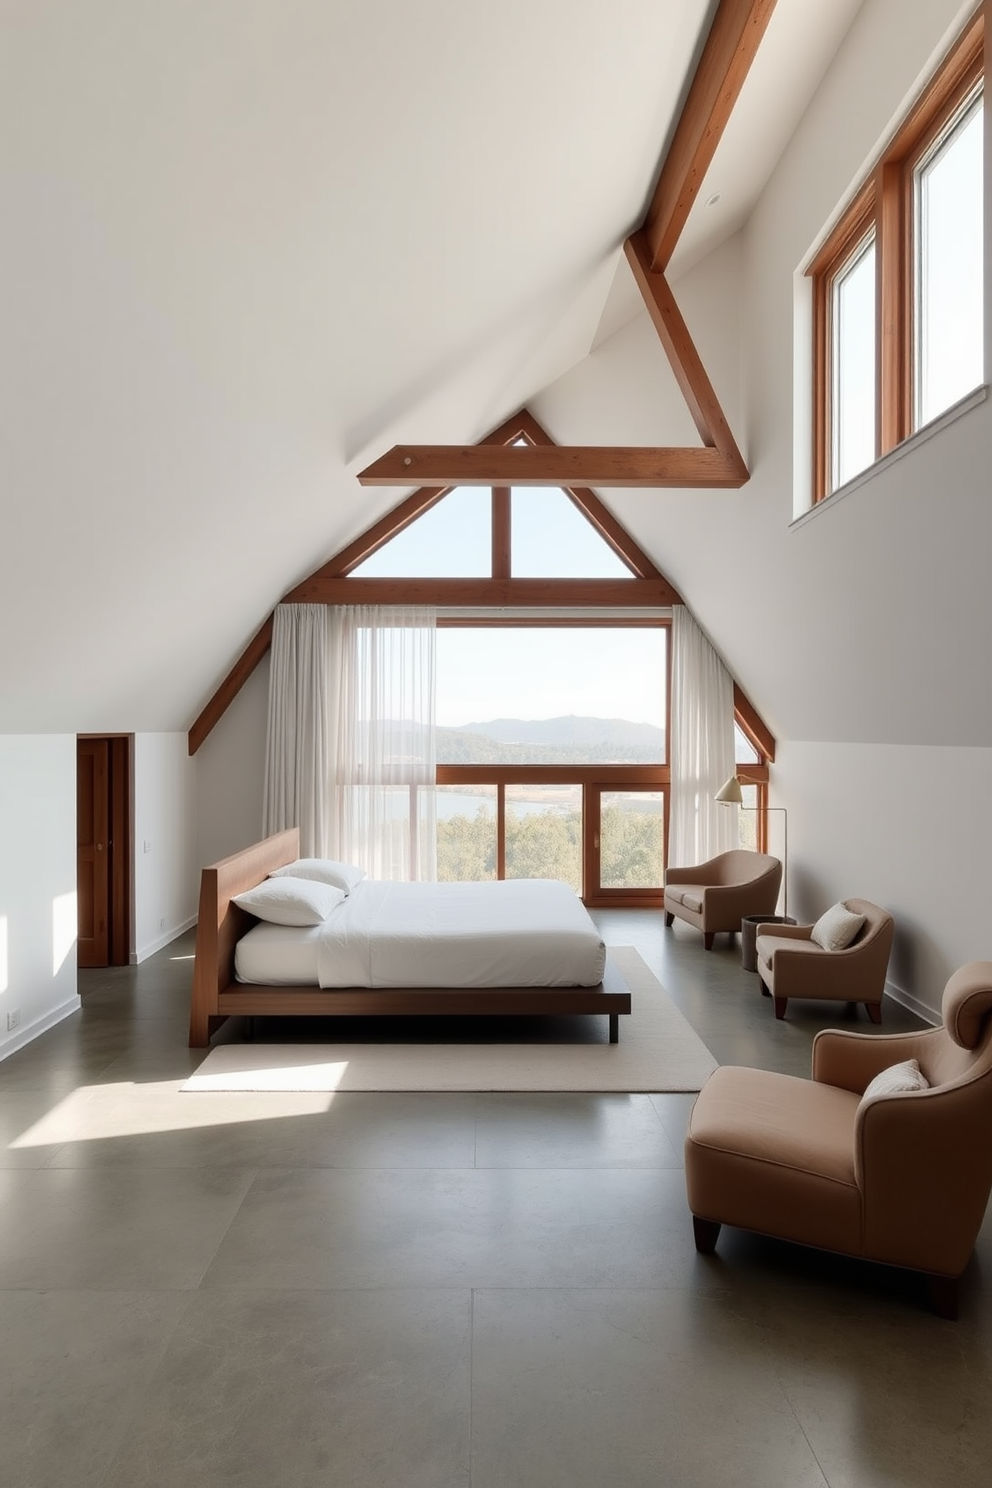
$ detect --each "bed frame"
[188,828,631,1047]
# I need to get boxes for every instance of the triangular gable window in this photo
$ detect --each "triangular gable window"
[351,483,634,579]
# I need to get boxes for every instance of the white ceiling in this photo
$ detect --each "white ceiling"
[0,0,865,734]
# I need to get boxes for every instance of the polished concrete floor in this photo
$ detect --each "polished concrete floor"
[2,912,991,1487]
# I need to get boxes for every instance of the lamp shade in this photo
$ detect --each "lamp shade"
[714,774,743,805]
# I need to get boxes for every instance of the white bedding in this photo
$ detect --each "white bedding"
[234,878,606,989]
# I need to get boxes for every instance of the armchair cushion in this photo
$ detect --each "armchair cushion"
[811,901,866,951]
[861,1059,930,1102]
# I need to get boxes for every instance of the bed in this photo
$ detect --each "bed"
[188,828,631,1047]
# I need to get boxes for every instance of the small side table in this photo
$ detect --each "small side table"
[741,915,796,973]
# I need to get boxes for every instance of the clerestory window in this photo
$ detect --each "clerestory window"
[808,8,984,503]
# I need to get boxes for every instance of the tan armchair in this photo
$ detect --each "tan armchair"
[664,850,782,950]
[685,961,992,1317]
[755,898,894,1021]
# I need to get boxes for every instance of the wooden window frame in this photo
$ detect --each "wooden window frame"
[808,8,984,504]
[434,615,771,905]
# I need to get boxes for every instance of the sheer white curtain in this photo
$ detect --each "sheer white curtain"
[263,603,437,878]
[326,605,437,881]
[669,606,736,867]
[263,604,331,857]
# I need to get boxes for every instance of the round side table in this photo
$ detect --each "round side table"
[741,915,796,973]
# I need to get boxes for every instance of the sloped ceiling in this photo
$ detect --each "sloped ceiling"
[0,0,864,734]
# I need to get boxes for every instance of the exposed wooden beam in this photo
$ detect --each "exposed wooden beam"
[280,576,680,608]
[188,615,274,757]
[624,231,747,480]
[358,443,745,489]
[733,681,776,763]
[645,0,778,272]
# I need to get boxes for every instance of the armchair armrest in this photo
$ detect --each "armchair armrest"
[665,865,710,886]
[813,1026,939,1094]
[757,923,813,942]
[855,1082,992,1275]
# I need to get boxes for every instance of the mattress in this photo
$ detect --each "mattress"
[234,877,606,988]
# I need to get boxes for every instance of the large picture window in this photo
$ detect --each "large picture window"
[435,622,669,903]
[809,9,984,503]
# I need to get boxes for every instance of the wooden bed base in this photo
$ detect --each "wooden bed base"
[188,829,632,1048]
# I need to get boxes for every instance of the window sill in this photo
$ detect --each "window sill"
[791,383,988,531]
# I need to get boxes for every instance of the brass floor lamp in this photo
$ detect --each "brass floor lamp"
[714,774,788,919]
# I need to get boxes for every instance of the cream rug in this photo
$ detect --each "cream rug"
[181,947,718,1094]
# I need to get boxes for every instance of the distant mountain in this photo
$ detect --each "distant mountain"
[457,715,665,747]
[437,715,665,765]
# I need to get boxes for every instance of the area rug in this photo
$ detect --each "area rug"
[181,948,718,1094]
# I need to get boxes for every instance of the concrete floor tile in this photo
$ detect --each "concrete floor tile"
[0,1165,254,1290]
[473,1091,682,1168]
[470,1287,829,1488]
[0,1291,187,1488]
[199,1165,714,1292]
[746,1280,992,1488]
[101,1288,471,1488]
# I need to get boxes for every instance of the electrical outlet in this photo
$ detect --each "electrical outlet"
[6,1007,20,1032]
[159,917,166,931]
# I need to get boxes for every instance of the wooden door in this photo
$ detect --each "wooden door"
[77,738,110,967]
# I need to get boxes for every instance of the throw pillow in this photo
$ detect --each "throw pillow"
[269,858,367,893]
[861,1058,930,1101]
[233,876,347,926]
[810,901,866,951]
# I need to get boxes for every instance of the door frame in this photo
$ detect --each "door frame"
[77,734,133,967]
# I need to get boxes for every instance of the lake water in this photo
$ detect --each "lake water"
[436,792,572,821]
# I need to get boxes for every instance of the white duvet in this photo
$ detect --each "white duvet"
[234,878,607,989]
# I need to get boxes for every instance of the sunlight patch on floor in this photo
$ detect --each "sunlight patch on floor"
[10,1083,337,1147]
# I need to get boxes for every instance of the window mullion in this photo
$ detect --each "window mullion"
[492,488,511,579]
[876,161,911,456]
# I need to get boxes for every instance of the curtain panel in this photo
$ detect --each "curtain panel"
[262,603,331,857]
[263,603,437,879]
[669,606,736,868]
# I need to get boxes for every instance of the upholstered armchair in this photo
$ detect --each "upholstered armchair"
[755,898,894,1021]
[664,850,782,950]
[684,961,992,1317]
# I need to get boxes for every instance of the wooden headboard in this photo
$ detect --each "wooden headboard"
[189,827,299,1043]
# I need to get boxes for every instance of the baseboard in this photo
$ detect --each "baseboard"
[885,978,940,1027]
[0,997,79,1064]
[131,914,198,965]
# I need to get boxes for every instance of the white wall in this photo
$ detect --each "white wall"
[193,656,270,871]
[132,732,199,962]
[0,735,78,1059]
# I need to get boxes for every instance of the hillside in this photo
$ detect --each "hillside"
[437,715,665,765]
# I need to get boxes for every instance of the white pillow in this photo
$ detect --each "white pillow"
[269,857,367,894]
[861,1058,930,1101]
[233,876,347,926]
[810,902,866,951]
